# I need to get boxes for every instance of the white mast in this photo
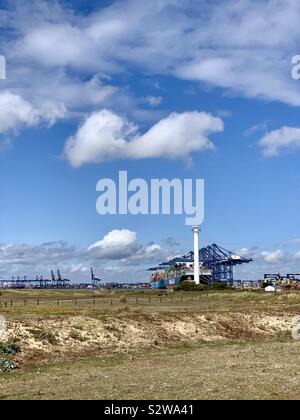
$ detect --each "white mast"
[193,226,200,285]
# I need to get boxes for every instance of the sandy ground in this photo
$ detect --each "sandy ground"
[1,340,300,400]
[1,290,300,400]
[3,311,292,365]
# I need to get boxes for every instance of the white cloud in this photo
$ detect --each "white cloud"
[0,241,77,268]
[234,244,300,279]
[88,229,139,260]
[0,91,39,134]
[4,0,300,108]
[294,251,300,260]
[0,90,66,137]
[235,248,253,259]
[1,0,300,152]
[64,110,138,167]
[65,109,223,167]
[123,243,164,265]
[259,127,300,156]
[0,232,166,282]
[261,250,286,264]
[243,120,272,137]
[87,229,169,266]
[0,0,299,138]
[141,96,163,107]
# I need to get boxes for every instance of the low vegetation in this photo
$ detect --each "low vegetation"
[30,330,58,345]
[0,288,299,399]
[0,340,21,355]
[0,340,21,373]
[175,280,230,291]
[69,329,87,342]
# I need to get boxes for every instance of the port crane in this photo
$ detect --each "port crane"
[91,268,101,288]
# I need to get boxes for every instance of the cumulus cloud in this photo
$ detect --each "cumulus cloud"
[0,230,170,282]
[2,0,300,108]
[261,250,286,264]
[1,0,300,145]
[88,229,139,260]
[236,246,287,265]
[65,109,223,167]
[259,127,300,156]
[234,245,300,280]
[122,243,167,266]
[87,229,168,265]
[0,241,77,269]
[0,91,39,135]
[0,90,66,138]
[235,247,255,259]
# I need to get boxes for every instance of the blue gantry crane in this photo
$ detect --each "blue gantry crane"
[154,243,253,283]
[91,267,102,287]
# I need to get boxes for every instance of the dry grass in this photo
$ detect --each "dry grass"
[1,289,300,400]
[1,340,300,400]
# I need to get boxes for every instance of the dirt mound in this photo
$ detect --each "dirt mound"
[4,311,291,367]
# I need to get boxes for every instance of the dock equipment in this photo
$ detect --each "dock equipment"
[91,268,101,287]
[154,243,253,283]
[0,269,70,289]
[263,273,300,286]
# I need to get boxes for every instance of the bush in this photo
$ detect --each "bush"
[69,329,87,342]
[208,282,230,291]
[0,359,15,373]
[0,341,21,355]
[31,330,58,345]
[175,281,205,292]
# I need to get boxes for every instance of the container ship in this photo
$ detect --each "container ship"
[149,260,212,289]
[148,227,253,289]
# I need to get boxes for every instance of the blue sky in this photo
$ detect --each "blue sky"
[1,0,300,282]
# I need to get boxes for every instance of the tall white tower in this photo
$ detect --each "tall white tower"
[193,226,200,285]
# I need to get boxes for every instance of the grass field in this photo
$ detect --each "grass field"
[0,289,300,400]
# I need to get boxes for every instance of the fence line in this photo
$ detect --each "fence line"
[0,295,201,309]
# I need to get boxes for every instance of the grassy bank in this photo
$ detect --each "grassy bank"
[0,289,299,400]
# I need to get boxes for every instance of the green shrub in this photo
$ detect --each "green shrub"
[69,329,87,342]
[0,341,21,355]
[0,359,15,372]
[175,281,205,291]
[32,330,58,345]
[208,282,230,291]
